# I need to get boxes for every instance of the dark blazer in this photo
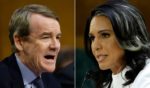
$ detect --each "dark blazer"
[0,54,62,88]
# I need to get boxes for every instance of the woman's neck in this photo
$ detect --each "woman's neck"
[111,63,126,75]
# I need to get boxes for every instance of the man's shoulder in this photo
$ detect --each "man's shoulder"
[0,61,11,88]
[0,54,24,87]
[0,55,13,77]
[0,57,12,86]
[0,53,18,78]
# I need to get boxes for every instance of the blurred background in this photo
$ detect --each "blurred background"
[76,0,150,88]
[0,0,74,60]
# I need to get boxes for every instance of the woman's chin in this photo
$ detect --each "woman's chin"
[99,64,109,70]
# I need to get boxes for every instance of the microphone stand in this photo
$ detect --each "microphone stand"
[80,70,97,88]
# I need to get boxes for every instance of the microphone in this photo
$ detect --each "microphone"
[80,70,98,88]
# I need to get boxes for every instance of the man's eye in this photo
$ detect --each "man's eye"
[101,33,110,38]
[42,36,50,39]
[56,36,61,40]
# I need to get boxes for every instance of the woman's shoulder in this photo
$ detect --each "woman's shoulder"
[136,59,150,75]
[131,59,150,88]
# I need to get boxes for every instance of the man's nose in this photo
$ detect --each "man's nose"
[49,38,60,51]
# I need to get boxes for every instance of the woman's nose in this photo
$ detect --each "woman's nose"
[92,38,102,51]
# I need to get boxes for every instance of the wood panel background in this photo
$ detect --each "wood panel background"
[0,0,74,60]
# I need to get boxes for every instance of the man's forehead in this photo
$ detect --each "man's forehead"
[28,14,60,33]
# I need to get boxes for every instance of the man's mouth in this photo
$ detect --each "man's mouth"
[44,55,55,60]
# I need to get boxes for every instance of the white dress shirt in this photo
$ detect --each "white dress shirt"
[110,66,132,88]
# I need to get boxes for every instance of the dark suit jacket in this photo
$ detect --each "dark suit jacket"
[0,54,62,88]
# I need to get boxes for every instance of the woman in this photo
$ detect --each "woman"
[84,1,150,88]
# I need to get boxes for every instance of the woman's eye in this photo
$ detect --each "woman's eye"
[89,35,95,41]
[101,33,110,38]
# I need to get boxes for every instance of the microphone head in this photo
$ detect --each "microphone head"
[85,69,99,80]
[81,69,98,88]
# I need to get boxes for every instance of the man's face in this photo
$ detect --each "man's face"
[17,13,61,75]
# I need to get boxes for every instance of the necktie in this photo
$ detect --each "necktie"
[31,77,44,88]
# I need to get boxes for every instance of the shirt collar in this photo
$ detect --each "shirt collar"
[15,53,37,85]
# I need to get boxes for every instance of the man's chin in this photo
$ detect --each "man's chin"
[43,66,56,73]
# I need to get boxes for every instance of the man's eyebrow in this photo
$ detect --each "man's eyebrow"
[40,32,51,35]
[40,32,62,37]
[57,33,62,36]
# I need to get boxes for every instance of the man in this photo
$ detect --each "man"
[0,4,62,88]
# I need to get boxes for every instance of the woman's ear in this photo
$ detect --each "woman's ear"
[13,32,24,51]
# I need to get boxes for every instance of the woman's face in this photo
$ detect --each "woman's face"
[89,15,125,74]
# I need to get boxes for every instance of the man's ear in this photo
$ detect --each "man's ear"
[13,33,24,51]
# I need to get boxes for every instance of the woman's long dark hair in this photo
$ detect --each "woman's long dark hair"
[84,1,150,88]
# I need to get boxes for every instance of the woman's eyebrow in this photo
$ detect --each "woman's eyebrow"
[97,29,112,34]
